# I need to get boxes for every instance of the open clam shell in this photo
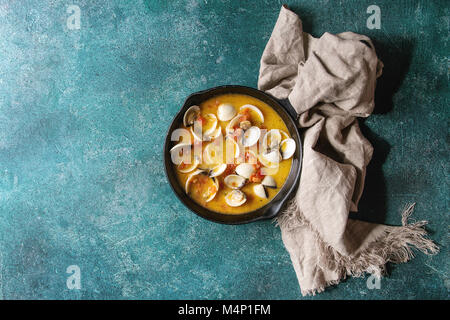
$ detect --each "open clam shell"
[240,104,264,123]
[253,184,268,199]
[261,175,277,188]
[185,169,219,202]
[185,169,205,193]
[225,137,240,159]
[258,150,282,168]
[225,189,247,207]
[190,113,218,141]
[280,138,296,160]
[262,129,282,151]
[280,130,290,140]
[183,105,200,127]
[205,127,222,140]
[206,177,219,202]
[226,114,244,134]
[209,163,227,177]
[203,113,218,136]
[242,126,260,147]
[224,174,246,189]
[235,163,255,179]
[217,103,236,121]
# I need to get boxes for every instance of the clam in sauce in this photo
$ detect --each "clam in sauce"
[171,94,295,214]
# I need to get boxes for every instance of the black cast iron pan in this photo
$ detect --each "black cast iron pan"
[163,85,302,224]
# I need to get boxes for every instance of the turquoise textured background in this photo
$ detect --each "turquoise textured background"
[0,0,448,299]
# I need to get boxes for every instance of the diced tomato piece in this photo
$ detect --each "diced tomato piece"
[250,168,265,183]
[239,108,251,122]
[224,164,237,175]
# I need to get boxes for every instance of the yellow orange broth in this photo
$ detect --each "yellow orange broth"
[174,93,293,214]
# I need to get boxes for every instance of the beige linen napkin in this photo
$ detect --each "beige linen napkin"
[258,6,438,295]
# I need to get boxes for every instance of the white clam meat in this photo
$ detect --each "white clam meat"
[224,174,246,189]
[280,138,296,160]
[242,126,260,147]
[235,163,255,179]
[240,104,264,122]
[261,175,277,188]
[183,105,200,127]
[225,190,247,207]
[217,103,236,121]
[253,184,268,199]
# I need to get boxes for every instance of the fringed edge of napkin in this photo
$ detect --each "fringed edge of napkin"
[275,201,439,296]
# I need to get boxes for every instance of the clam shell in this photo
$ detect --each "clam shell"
[190,126,202,141]
[206,177,219,202]
[261,175,277,188]
[189,113,218,141]
[183,105,200,127]
[184,169,205,193]
[217,103,236,121]
[235,163,255,179]
[280,138,296,160]
[225,137,240,159]
[206,127,222,140]
[262,129,282,151]
[203,113,218,136]
[225,189,247,207]
[263,149,282,163]
[242,126,260,147]
[253,184,268,199]
[240,104,264,122]
[226,114,244,134]
[260,166,279,176]
[258,150,281,168]
[224,174,246,189]
[209,163,227,177]
[280,130,290,139]
[185,170,218,202]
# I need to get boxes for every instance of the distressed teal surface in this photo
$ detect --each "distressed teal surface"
[0,0,448,299]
